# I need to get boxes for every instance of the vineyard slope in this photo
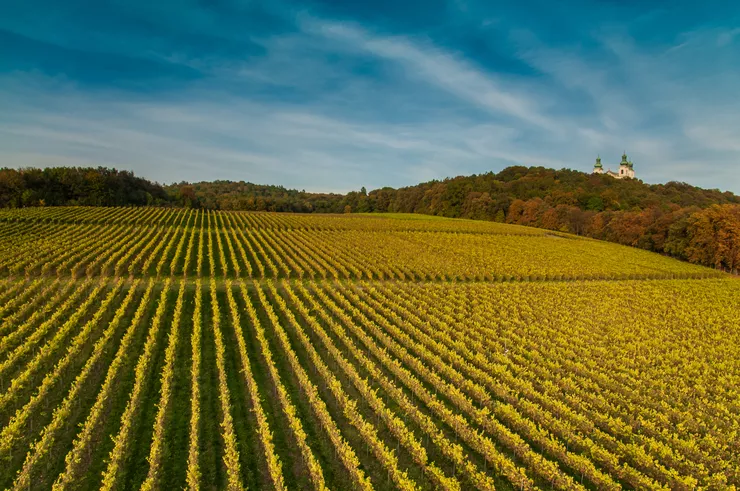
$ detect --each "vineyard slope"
[0,207,737,490]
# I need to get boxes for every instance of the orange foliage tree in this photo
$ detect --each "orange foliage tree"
[686,205,740,272]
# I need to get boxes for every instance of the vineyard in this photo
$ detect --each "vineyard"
[0,207,738,490]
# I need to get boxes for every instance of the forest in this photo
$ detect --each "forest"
[1,166,738,272]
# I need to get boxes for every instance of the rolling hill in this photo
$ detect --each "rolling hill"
[0,207,737,489]
[2,165,738,272]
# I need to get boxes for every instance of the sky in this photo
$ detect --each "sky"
[1,1,739,193]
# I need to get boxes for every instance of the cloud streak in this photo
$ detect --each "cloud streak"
[306,19,558,131]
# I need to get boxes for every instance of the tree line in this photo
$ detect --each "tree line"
[0,167,170,207]
[2,166,739,272]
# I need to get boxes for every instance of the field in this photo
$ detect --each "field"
[0,207,738,490]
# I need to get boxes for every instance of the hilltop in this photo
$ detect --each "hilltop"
[168,166,739,213]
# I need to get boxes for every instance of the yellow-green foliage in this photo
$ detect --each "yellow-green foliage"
[0,207,718,280]
[0,207,737,490]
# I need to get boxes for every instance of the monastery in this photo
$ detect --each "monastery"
[593,153,635,179]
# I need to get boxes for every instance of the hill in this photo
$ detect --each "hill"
[0,207,737,489]
[165,168,740,274]
[2,166,739,272]
[169,167,739,214]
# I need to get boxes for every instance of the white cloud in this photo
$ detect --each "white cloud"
[685,125,740,153]
[508,25,740,192]
[0,72,581,192]
[717,27,740,47]
[305,19,558,133]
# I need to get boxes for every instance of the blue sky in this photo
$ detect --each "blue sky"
[1,1,739,193]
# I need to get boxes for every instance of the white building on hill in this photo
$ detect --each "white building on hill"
[593,153,636,179]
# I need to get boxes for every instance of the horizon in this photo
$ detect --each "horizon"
[8,163,739,197]
[1,1,739,194]
[168,163,738,195]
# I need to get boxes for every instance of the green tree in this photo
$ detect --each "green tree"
[586,196,605,211]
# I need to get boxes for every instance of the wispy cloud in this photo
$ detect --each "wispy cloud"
[508,20,740,190]
[717,27,740,46]
[305,18,558,132]
[0,73,577,192]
